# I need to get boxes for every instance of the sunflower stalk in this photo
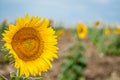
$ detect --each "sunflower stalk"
[0,74,8,80]
[17,68,20,77]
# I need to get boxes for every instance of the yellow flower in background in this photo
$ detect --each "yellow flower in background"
[105,27,111,35]
[49,19,54,26]
[56,29,64,38]
[94,20,101,27]
[77,23,88,39]
[114,26,120,34]
[2,14,58,77]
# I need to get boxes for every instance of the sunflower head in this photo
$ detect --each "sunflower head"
[105,27,111,36]
[2,14,58,77]
[94,20,101,27]
[77,23,88,39]
[114,26,120,34]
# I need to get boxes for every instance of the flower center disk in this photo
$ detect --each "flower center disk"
[11,27,43,61]
[79,28,83,33]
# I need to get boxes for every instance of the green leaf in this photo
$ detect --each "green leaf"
[0,74,8,80]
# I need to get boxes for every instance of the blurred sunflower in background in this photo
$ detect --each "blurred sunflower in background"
[94,20,101,27]
[77,23,88,39]
[114,26,120,34]
[56,29,64,38]
[105,27,111,35]
[2,14,58,77]
[49,19,54,26]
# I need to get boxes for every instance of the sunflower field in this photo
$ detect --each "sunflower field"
[0,15,120,80]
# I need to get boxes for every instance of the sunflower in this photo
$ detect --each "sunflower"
[77,23,88,39]
[56,29,64,38]
[2,14,58,77]
[105,27,111,35]
[114,26,120,34]
[94,20,101,27]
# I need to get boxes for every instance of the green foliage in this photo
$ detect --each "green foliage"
[10,72,44,80]
[58,41,87,80]
[0,20,12,64]
[0,20,8,38]
[88,27,120,55]
[70,28,77,35]
[88,27,107,53]
[54,26,64,31]
[0,74,8,80]
[88,28,104,46]
[105,34,120,55]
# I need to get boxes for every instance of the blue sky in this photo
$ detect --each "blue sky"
[0,0,120,26]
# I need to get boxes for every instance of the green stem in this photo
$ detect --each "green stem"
[0,74,8,80]
[16,68,20,77]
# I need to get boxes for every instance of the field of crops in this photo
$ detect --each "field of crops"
[0,18,120,80]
